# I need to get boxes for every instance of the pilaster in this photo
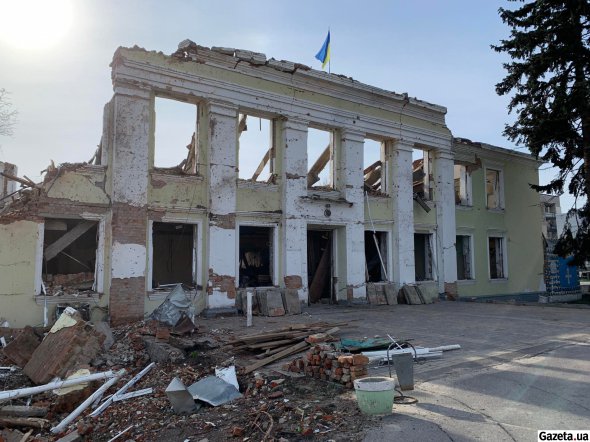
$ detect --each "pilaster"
[391,140,415,286]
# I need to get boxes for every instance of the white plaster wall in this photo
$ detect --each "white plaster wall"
[434,150,458,290]
[111,242,146,279]
[391,141,415,284]
[112,89,150,207]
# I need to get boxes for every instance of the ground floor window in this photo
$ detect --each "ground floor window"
[152,222,195,288]
[456,235,473,280]
[43,219,98,295]
[239,225,273,288]
[414,233,434,281]
[488,236,506,279]
[365,230,388,282]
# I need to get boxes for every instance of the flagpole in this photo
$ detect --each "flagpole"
[328,27,331,74]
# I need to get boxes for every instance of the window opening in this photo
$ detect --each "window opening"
[154,97,198,174]
[307,230,333,302]
[488,236,505,279]
[152,222,195,288]
[414,233,434,281]
[238,114,276,183]
[454,164,471,206]
[43,219,98,296]
[239,226,274,287]
[412,148,433,201]
[307,128,334,189]
[364,139,387,195]
[456,235,473,280]
[365,231,388,282]
[486,169,502,209]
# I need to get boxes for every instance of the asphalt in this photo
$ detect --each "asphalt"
[207,301,590,441]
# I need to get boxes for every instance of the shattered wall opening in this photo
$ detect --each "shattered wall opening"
[456,235,473,280]
[151,222,196,288]
[412,148,433,200]
[154,97,199,173]
[307,229,333,303]
[485,168,503,209]
[454,164,472,206]
[307,127,335,189]
[414,232,434,281]
[238,225,274,288]
[364,230,388,282]
[363,139,387,195]
[237,114,276,183]
[43,219,99,295]
[488,236,506,279]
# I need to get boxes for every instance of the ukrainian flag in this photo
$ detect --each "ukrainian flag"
[315,31,330,70]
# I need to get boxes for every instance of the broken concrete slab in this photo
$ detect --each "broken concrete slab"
[416,284,438,304]
[23,315,104,384]
[367,283,387,305]
[187,376,242,406]
[94,321,114,351]
[2,326,41,368]
[384,284,399,305]
[282,289,301,315]
[257,289,285,317]
[142,336,184,363]
[400,285,423,305]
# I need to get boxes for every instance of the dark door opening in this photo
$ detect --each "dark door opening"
[365,231,387,282]
[307,230,333,303]
[239,226,273,288]
[414,233,434,281]
[152,222,195,288]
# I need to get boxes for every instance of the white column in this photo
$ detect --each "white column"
[281,118,309,301]
[206,101,239,307]
[434,149,457,294]
[340,129,366,300]
[391,140,415,286]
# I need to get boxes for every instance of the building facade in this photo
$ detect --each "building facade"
[0,42,544,326]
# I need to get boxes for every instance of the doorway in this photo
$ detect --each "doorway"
[307,229,333,303]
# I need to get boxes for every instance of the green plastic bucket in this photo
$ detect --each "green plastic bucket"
[354,377,395,415]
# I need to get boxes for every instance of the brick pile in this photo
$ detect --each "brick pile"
[286,345,369,389]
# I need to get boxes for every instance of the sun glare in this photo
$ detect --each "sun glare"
[0,0,74,50]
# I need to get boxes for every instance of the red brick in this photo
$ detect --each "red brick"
[3,326,41,368]
[352,354,369,365]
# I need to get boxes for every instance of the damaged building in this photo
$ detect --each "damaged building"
[0,41,544,327]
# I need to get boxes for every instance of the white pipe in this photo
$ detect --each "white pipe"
[112,388,152,402]
[0,370,116,402]
[246,290,253,327]
[50,369,125,434]
[430,344,461,352]
[107,424,134,442]
[90,362,155,417]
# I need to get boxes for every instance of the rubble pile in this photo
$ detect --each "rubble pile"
[286,346,370,389]
[0,310,375,441]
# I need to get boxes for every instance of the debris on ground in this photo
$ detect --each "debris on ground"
[0,313,379,441]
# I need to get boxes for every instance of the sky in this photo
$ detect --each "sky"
[0,0,578,211]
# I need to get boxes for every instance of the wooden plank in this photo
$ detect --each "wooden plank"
[0,171,40,189]
[0,417,49,429]
[246,338,300,350]
[306,144,331,187]
[243,340,309,374]
[251,147,273,181]
[238,114,247,134]
[0,406,47,418]
[44,220,95,261]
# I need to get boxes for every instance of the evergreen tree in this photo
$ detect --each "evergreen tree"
[492,0,590,266]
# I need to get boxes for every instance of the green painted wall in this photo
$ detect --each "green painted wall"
[456,157,543,297]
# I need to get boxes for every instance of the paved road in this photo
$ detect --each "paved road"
[214,301,590,441]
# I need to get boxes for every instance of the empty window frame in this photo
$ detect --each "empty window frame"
[239,226,274,288]
[412,148,433,200]
[43,219,99,294]
[485,168,503,209]
[414,233,434,281]
[238,114,277,183]
[365,231,388,282]
[456,235,473,280]
[307,127,335,189]
[154,97,198,173]
[151,222,196,288]
[364,139,387,195]
[488,236,506,279]
[454,164,472,206]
